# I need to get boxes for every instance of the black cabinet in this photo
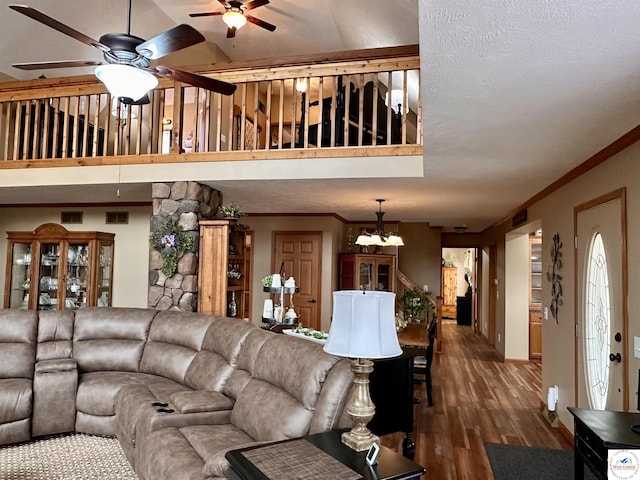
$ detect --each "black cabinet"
[456,295,472,325]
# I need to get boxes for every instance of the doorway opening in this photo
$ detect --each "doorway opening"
[441,248,477,329]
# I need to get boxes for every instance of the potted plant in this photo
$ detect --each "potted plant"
[401,288,433,323]
[220,202,245,220]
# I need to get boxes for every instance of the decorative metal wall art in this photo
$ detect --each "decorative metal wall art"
[546,233,563,323]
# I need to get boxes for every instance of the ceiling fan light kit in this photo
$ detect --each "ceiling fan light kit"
[189,0,276,39]
[95,64,158,103]
[9,2,237,100]
[223,10,248,29]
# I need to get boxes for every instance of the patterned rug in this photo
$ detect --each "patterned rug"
[0,433,138,480]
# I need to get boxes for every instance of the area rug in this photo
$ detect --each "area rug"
[0,433,138,480]
[485,443,597,480]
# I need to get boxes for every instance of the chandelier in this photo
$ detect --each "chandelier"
[355,199,404,247]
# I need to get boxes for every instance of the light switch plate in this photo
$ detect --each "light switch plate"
[544,307,548,321]
[634,336,640,359]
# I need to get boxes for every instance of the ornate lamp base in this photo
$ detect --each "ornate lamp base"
[342,358,379,451]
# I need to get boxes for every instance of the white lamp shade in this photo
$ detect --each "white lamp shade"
[223,10,248,29]
[355,234,371,246]
[95,64,158,102]
[385,234,405,246]
[324,290,402,359]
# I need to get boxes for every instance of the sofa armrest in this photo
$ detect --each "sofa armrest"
[169,391,234,414]
[35,358,77,373]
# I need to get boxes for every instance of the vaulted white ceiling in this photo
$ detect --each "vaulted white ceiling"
[2,0,640,231]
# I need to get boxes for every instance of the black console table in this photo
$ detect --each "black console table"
[226,429,425,480]
[568,407,640,480]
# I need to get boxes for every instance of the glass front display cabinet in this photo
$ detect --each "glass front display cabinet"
[338,254,396,292]
[4,223,114,311]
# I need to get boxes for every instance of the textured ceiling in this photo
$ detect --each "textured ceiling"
[1,0,640,231]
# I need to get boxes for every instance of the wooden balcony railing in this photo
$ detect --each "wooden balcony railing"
[0,45,421,167]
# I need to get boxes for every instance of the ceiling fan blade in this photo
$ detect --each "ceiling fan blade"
[8,5,107,52]
[246,15,276,32]
[155,66,236,96]
[189,11,224,17]
[243,0,270,11]
[217,0,230,7]
[136,24,205,60]
[227,27,237,38]
[12,60,102,70]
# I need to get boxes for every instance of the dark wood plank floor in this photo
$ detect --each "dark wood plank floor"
[381,320,572,479]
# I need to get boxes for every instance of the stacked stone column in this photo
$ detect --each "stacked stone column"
[148,181,221,311]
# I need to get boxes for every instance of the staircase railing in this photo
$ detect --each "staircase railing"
[0,45,420,167]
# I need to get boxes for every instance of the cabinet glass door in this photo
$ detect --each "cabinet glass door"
[64,243,90,309]
[376,262,391,291]
[96,242,112,307]
[8,242,32,309]
[38,242,61,311]
[359,261,374,290]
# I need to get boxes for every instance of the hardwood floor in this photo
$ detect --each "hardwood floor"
[381,320,572,479]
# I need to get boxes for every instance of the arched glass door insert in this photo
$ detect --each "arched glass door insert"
[584,231,611,410]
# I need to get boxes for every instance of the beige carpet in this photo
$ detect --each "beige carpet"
[0,433,138,480]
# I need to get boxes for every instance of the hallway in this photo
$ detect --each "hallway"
[381,320,572,479]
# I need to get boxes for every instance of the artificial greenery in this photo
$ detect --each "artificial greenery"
[401,287,433,322]
[149,217,194,277]
[220,202,245,218]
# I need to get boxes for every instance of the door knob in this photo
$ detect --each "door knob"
[308,299,317,303]
[610,352,622,363]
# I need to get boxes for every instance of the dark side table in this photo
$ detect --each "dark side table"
[226,429,425,480]
[568,407,640,480]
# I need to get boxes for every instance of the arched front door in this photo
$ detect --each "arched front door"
[575,189,628,411]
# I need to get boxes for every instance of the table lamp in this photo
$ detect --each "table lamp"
[323,290,402,451]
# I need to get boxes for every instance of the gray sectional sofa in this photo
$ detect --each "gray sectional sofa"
[0,307,354,479]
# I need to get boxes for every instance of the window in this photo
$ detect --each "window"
[106,212,129,224]
[584,231,611,410]
[61,211,83,224]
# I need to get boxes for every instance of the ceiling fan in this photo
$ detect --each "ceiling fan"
[8,1,237,104]
[190,0,276,39]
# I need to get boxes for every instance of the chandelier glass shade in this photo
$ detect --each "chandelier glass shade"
[354,199,404,247]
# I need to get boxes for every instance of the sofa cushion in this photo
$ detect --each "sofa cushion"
[34,358,77,373]
[223,328,271,400]
[74,308,157,372]
[36,310,74,361]
[184,317,255,392]
[0,378,32,424]
[170,391,234,414]
[139,311,214,384]
[230,379,313,442]
[76,371,183,417]
[253,334,340,410]
[0,309,37,379]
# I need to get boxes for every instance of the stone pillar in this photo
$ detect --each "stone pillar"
[148,181,222,312]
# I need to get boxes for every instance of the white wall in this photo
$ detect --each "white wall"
[484,138,640,431]
[0,206,151,308]
[504,232,530,360]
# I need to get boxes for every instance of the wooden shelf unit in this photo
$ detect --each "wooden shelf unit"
[529,234,542,360]
[198,220,253,319]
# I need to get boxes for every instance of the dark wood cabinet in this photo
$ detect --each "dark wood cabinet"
[339,253,396,292]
